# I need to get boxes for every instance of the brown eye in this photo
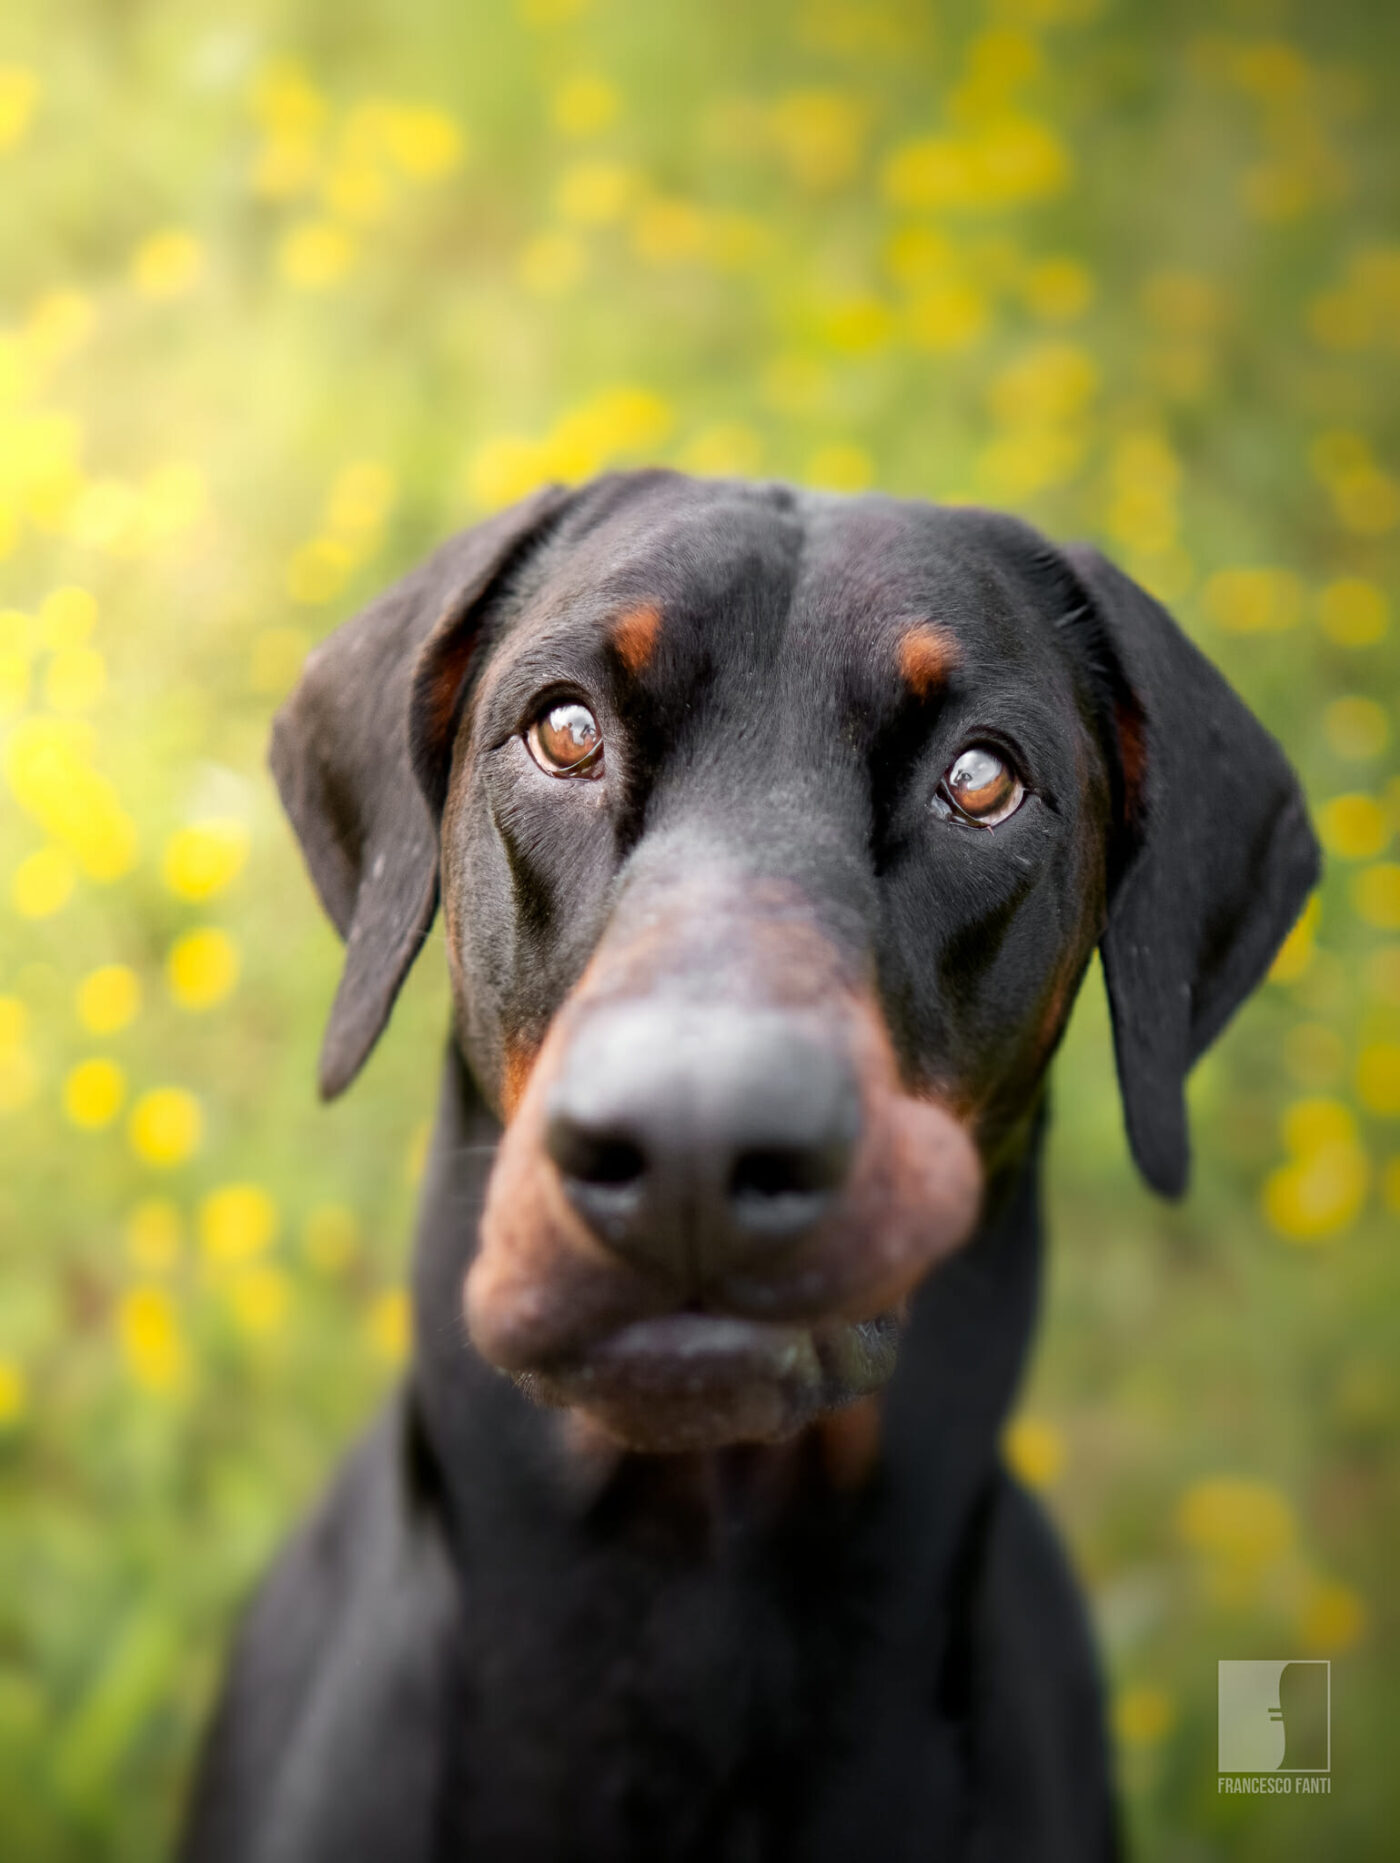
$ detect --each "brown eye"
[526,701,604,778]
[939,745,1024,826]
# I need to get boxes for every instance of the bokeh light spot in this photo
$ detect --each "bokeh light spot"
[128,1087,203,1168]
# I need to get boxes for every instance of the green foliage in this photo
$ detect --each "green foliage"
[0,0,1396,1854]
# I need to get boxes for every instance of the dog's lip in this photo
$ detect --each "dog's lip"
[514,1310,900,1449]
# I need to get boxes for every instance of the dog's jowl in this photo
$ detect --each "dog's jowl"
[181,473,1317,1863]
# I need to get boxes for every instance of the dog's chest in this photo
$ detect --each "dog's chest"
[435,1516,964,1861]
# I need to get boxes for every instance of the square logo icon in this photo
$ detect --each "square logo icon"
[1218,1660,1330,1774]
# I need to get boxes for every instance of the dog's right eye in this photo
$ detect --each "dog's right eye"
[525,701,605,779]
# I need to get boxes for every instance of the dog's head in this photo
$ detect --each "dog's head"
[272,472,1317,1451]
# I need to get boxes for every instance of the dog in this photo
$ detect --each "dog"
[180,471,1317,1862]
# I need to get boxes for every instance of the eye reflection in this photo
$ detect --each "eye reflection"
[936,745,1024,826]
[525,701,605,778]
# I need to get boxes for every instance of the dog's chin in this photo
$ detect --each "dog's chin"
[514,1310,900,1454]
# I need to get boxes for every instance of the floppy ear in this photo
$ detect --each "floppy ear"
[1062,546,1320,1198]
[270,484,571,1099]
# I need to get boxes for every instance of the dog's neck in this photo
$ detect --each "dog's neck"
[409,1041,1047,1579]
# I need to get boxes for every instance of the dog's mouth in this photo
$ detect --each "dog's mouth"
[515,1309,901,1453]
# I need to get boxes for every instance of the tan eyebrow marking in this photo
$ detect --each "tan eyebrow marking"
[610,602,663,675]
[896,623,960,697]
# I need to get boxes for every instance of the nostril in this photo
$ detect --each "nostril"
[728,1135,849,1239]
[730,1146,826,1202]
[546,1115,647,1191]
[579,1135,647,1188]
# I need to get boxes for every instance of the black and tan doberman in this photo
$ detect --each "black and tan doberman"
[181,472,1317,1862]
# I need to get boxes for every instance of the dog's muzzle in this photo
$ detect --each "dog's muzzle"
[464,879,984,1451]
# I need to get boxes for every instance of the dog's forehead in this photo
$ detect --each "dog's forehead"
[522,478,1072,679]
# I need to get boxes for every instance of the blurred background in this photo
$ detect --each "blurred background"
[0,0,1396,1856]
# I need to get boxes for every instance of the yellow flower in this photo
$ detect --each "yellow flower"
[44,644,105,714]
[322,158,390,226]
[137,462,207,546]
[278,220,354,290]
[125,1198,182,1273]
[249,626,309,695]
[631,198,709,266]
[1323,696,1389,760]
[1318,794,1389,861]
[768,91,864,190]
[1357,1044,1400,1117]
[76,964,140,1035]
[1177,1475,1294,1569]
[519,231,588,297]
[1023,257,1094,322]
[162,819,249,901]
[1269,893,1320,983]
[0,645,28,719]
[1112,1684,1175,1749]
[519,0,591,25]
[551,74,619,137]
[227,1265,291,1337]
[803,444,874,494]
[37,585,97,648]
[1368,947,1400,1006]
[130,230,204,299]
[304,1202,360,1273]
[883,225,954,286]
[168,927,241,1011]
[0,1355,27,1425]
[679,423,764,478]
[252,133,320,200]
[761,354,828,415]
[287,536,354,604]
[882,117,1071,210]
[366,1287,411,1364]
[543,388,673,482]
[1003,1414,1065,1489]
[199,1183,279,1270]
[1141,269,1220,332]
[464,434,550,512]
[556,160,636,225]
[0,1039,37,1114]
[1298,1578,1366,1655]
[1203,567,1304,633]
[988,343,1098,426]
[1353,863,1400,931]
[380,105,465,180]
[249,61,327,138]
[4,717,138,880]
[0,65,39,151]
[12,845,76,917]
[1263,1098,1369,1242]
[324,460,396,538]
[64,1058,126,1129]
[128,1087,203,1168]
[905,280,989,352]
[118,1285,187,1393]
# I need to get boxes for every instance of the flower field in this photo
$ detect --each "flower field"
[0,0,1396,1855]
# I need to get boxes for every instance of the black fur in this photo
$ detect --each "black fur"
[183,472,1317,1861]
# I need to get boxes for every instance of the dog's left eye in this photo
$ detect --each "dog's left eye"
[935,746,1024,826]
[526,701,605,778]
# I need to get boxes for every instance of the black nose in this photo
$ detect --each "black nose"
[544,1006,861,1290]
